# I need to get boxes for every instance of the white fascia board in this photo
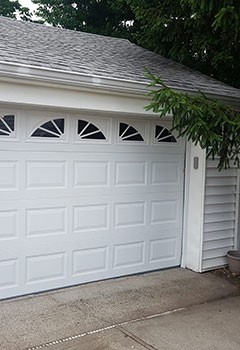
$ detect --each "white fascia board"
[0,61,239,108]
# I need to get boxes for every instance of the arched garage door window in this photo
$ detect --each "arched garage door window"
[31,119,65,138]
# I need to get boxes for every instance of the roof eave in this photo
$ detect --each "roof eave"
[0,61,239,108]
[0,61,148,96]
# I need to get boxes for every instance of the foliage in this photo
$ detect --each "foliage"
[126,0,240,88]
[32,0,138,39]
[0,0,32,20]
[0,0,21,17]
[146,73,240,170]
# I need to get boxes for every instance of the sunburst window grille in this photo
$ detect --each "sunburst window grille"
[155,125,177,143]
[78,120,106,140]
[0,115,15,136]
[119,122,144,141]
[31,118,65,138]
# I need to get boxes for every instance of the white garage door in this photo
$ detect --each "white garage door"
[0,109,185,299]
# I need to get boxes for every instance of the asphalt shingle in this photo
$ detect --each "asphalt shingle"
[0,16,239,99]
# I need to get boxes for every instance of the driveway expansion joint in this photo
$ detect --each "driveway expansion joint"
[24,307,186,350]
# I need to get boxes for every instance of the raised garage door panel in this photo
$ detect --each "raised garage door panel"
[0,111,185,299]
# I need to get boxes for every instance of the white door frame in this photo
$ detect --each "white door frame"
[181,142,206,272]
[235,169,240,250]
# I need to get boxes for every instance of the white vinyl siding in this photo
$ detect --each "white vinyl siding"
[202,159,239,271]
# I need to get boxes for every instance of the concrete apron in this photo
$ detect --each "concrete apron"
[0,268,239,350]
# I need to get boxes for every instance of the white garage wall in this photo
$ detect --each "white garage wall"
[201,159,240,271]
[0,79,152,116]
[1,71,239,279]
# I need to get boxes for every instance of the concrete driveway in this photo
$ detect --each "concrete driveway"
[0,268,240,350]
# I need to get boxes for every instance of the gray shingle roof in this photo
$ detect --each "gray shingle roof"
[0,16,239,100]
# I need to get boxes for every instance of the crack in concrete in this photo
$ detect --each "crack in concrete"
[116,325,159,350]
